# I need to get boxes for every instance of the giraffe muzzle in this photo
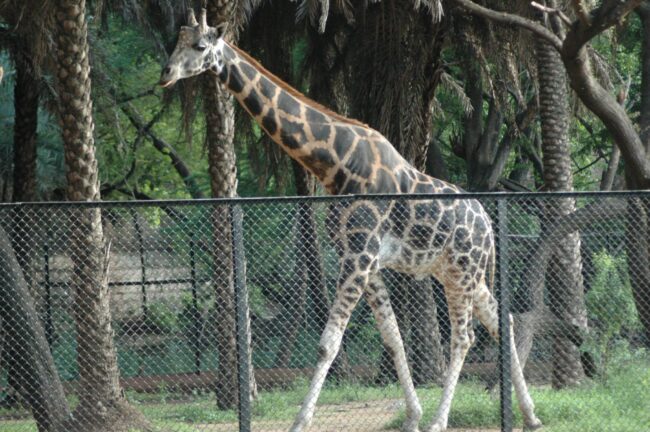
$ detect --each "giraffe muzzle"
[159,66,177,88]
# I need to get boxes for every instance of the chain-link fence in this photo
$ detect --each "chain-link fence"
[1,193,649,432]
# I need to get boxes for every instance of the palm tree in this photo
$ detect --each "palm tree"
[535,6,587,388]
[52,0,146,428]
[203,0,259,409]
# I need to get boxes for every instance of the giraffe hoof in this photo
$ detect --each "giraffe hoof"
[401,419,420,432]
[426,422,445,432]
[289,418,308,432]
[524,418,543,431]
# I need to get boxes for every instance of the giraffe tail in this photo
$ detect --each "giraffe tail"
[489,235,496,292]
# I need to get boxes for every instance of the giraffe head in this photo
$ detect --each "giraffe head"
[159,9,227,88]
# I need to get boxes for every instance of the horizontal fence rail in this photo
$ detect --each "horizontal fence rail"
[0,193,649,432]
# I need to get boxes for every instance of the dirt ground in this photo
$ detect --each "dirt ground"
[200,399,516,432]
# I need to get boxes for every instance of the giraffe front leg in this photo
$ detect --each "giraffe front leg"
[289,261,366,432]
[366,274,422,432]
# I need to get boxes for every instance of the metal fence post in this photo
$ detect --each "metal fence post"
[132,209,149,319]
[231,203,251,432]
[43,236,54,346]
[189,234,202,374]
[497,198,512,432]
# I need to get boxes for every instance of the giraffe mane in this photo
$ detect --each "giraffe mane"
[229,43,368,128]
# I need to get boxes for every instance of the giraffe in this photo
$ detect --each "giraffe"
[160,9,542,432]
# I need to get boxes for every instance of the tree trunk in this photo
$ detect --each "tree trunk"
[3,38,41,410]
[410,277,447,385]
[12,45,38,204]
[625,196,650,346]
[461,59,505,192]
[348,0,447,385]
[0,225,70,431]
[275,162,311,368]
[53,1,145,429]
[629,5,650,346]
[459,42,537,192]
[425,137,449,181]
[638,4,650,150]
[205,0,257,409]
[536,31,587,387]
[276,161,353,378]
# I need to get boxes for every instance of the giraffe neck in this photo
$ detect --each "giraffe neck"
[214,41,411,194]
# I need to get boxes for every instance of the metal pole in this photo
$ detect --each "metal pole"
[231,203,251,432]
[189,235,202,374]
[131,209,148,318]
[44,238,54,346]
[497,199,513,432]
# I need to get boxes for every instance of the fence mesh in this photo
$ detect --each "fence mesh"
[0,194,649,432]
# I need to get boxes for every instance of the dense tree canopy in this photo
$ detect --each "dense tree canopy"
[0,0,646,199]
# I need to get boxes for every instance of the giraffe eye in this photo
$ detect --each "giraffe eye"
[192,41,207,51]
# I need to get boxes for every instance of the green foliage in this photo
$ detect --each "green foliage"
[0,54,66,198]
[583,250,641,375]
[146,302,179,333]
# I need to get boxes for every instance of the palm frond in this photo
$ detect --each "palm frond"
[440,71,473,115]
[414,0,443,22]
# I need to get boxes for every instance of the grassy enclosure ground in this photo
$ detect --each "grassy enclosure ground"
[1,354,649,432]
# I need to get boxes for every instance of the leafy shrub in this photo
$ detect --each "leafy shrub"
[145,302,179,334]
[584,250,641,375]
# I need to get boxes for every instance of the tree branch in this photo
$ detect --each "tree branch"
[451,0,563,50]
[600,145,621,190]
[120,103,205,199]
[101,159,137,196]
[117,88,156,104]
[531,1,572,26]
[565,0,643,53]
[571,0,592,26]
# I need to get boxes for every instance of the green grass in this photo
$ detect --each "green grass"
[2,353,649,432]
[389,354,650,431]
[530,360,650,432]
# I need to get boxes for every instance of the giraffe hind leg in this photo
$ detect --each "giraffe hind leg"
[472,282,542,430]
[426,282,474,432]
[366,274,422,432]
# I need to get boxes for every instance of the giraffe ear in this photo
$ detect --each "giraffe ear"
[215,22,229,39]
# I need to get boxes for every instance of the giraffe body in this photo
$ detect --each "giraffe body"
[161,10,542,432]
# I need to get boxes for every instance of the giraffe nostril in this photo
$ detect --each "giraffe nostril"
[162,66,171,75]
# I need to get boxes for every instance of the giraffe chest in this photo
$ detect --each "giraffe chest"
[377,229,447,278]
[373,200,453,275]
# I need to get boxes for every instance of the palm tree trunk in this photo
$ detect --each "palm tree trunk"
[53,1,145,429]
[536,32,587,388]
[205,0,257,409]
